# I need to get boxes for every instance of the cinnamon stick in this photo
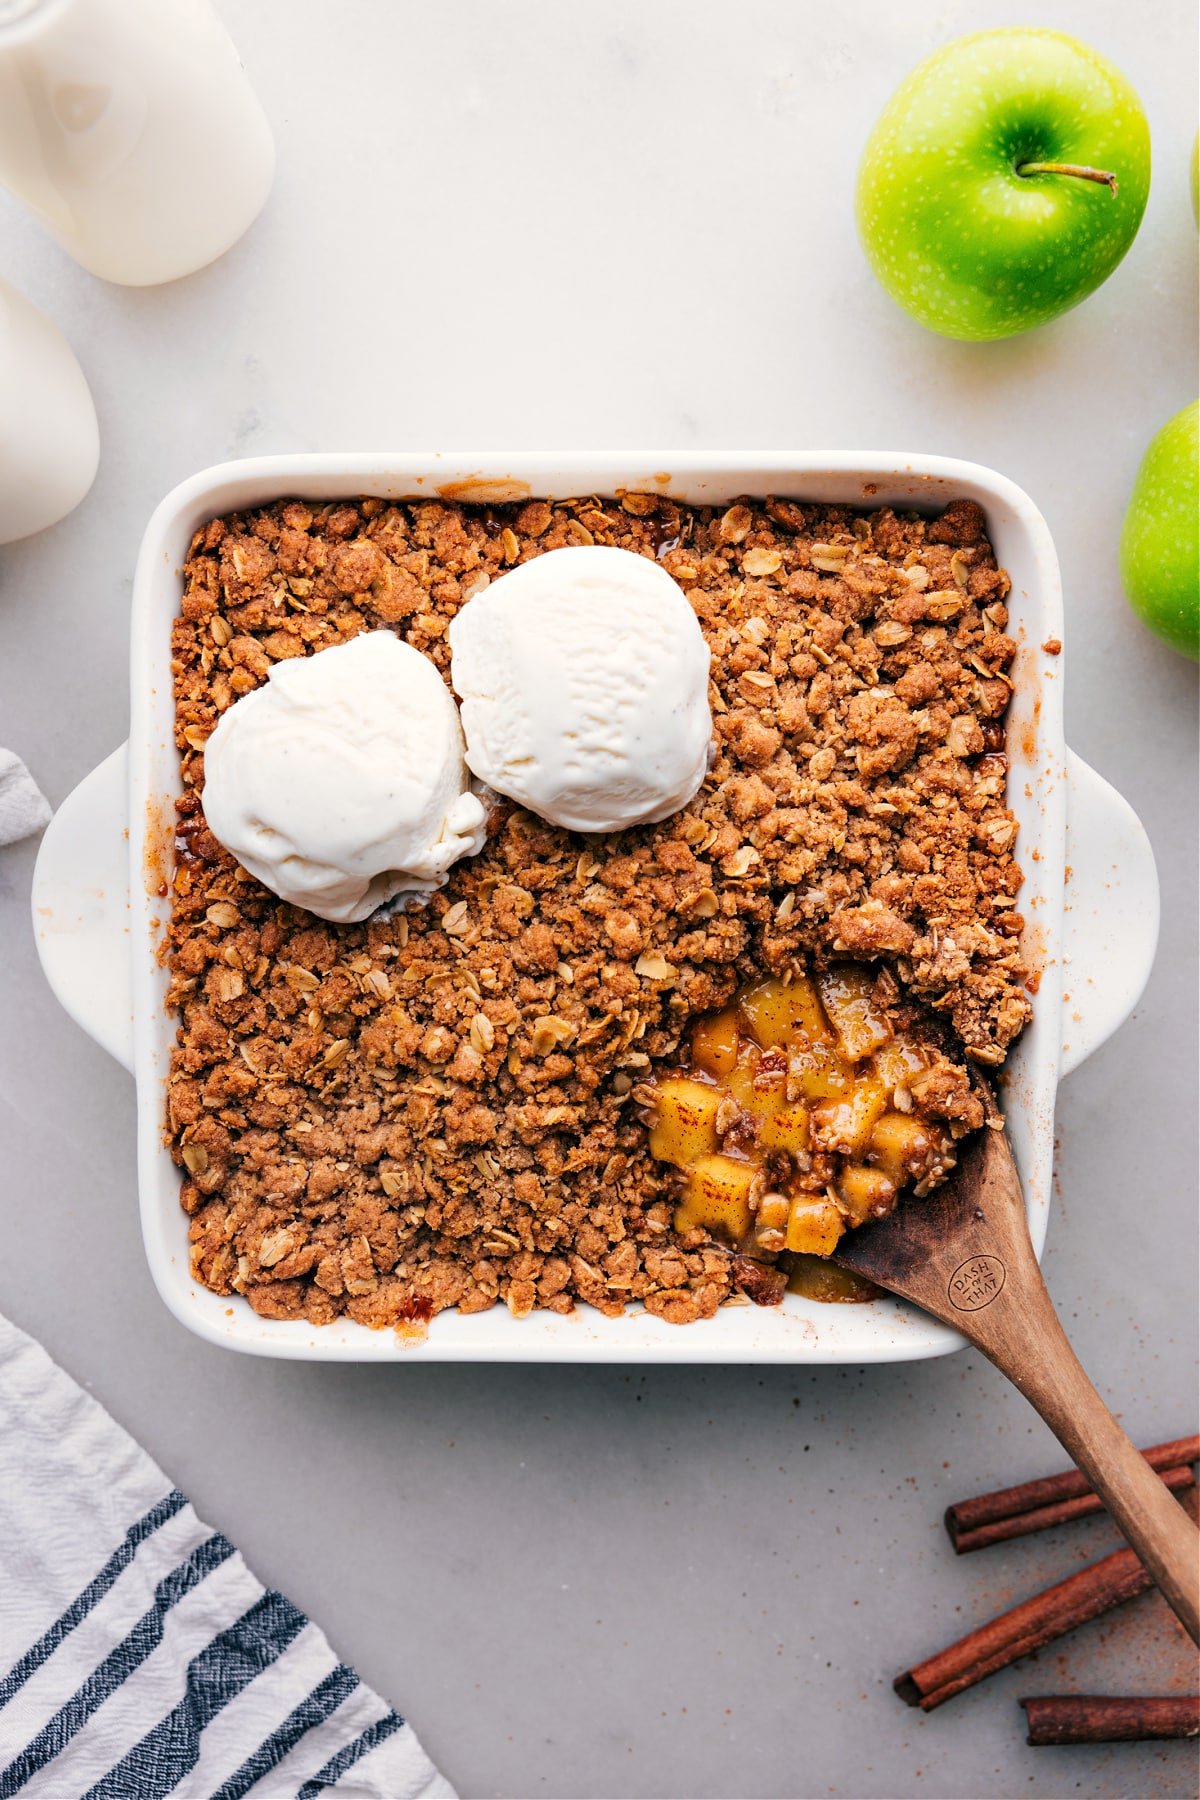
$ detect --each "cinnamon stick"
[896,1487,1199,1711]
[1021,1694,1200,1746]
[945,1436,1199,1545]
[950,1466,1195,1554]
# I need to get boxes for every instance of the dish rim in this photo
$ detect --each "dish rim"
[127,449,1068,1363]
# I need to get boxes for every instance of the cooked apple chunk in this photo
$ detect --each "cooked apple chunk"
[690,1008,739,1079]
[872,1037,930,1096]
[738,975,830,1050]
[816,966,893,1060]
[785,1195,844,1256]
[869,1111,934,1183]
[811,1079,889,1157]
[758,1100,811,1154]
[648,1078,723,1166]
[676,1155,758,1242]
[788,1035,854,1101]
[837,1163,897,1225]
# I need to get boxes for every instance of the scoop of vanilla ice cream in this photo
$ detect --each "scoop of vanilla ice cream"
[201,632,488,922]
[448,546,712,833]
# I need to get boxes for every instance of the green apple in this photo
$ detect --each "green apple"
[856,29,1151,340]
[1120,402,1199,661]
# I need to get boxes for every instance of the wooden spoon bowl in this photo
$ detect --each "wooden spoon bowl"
[832,1088,1200,1644]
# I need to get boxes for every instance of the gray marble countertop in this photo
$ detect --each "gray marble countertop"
[1,3,1196,1795]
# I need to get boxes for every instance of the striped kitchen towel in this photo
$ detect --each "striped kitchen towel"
[0,1315,454,1799]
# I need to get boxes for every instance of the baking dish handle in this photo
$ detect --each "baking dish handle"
[31,743,134,1074]
[27,743,1158,1083]
[1059,749,1159,1078]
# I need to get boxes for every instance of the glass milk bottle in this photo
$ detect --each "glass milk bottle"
[0,277,98,542]
[0,0,274,285]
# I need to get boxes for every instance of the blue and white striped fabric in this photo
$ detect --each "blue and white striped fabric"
[0,1316,454,1799]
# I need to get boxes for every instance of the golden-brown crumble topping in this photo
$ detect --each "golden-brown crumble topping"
[167,492,1028,1329]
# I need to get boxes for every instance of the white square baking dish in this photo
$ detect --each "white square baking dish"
[33,452,1159,1362]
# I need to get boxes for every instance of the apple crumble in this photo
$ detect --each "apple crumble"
[167,492,1028,1328]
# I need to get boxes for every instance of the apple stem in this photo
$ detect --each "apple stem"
[1016,160,1118,194]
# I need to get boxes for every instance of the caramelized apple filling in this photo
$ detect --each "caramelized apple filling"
[644,967,983,1293]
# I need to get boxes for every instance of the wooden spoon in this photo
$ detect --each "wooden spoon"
[832,1095,1200,1645]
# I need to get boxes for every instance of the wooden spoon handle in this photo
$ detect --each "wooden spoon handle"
[906,1227,1200,1643]
[833,1120,1199,1638]
[971,1271,1200,1644]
